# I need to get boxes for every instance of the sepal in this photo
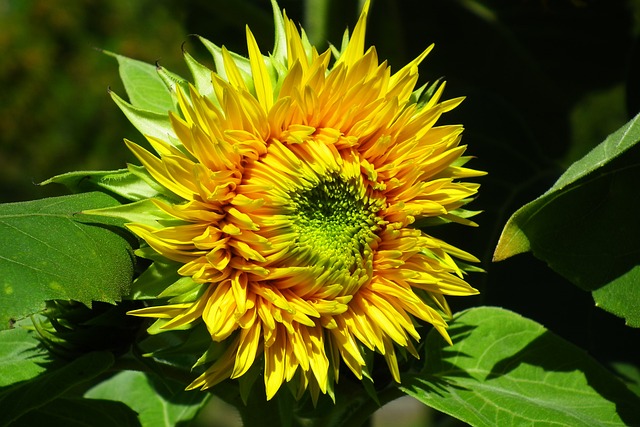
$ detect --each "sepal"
[102,50,176,114]
[198,36,255,94]
[82,198,174,227]
[109,90,176,142]
[183,47,216,101]
[32,301,142,358]
[41,167,165,202]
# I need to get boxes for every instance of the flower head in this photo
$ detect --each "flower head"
[125,0,483,400]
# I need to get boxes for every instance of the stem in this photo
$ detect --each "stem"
[304,0,330,47]
[237,396,283,427]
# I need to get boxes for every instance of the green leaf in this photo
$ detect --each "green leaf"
[0,193,134,329]
[402,307,640,427]
[10,398,141,427]
[0,327,57,388]
[103,50,175,114]
[138,322,211,372]
[493,113,640,326]
[130,259,182,300]
[85,370,210,427]
[0,349,114,426]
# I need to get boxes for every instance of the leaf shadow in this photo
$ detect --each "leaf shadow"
[0,344,114,425]
[72,217,140,251]
[408,324,479,397]
[486,331,640,426]
[144,371,210,427]
[0,331,65,392]
[444,323,476,343]
[415,365,474,398]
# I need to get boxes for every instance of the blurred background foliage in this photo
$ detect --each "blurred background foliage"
[1,0,639,425]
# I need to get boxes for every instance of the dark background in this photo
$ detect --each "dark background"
[1,0,637,404]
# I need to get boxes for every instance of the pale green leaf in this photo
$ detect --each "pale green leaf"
[104,50,175,114]
[183,48,215,100]
[156,63,190,105]
[0,193,134,329]
[271,0,288,65]
[402,307,640,427]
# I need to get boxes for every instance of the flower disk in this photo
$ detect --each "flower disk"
[125,1,484,400]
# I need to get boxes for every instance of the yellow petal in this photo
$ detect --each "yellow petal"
[246,27,273,111]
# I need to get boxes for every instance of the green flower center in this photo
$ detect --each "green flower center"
[289,176,383,274]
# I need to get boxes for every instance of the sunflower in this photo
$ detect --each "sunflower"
[124,0,483,401]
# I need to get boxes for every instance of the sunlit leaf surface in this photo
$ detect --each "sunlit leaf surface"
[0,193,134,329]
[403,307,640,427]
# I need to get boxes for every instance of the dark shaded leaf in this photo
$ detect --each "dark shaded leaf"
[0,350,114,426]
[494,114,640,326]
[10,397,141,427]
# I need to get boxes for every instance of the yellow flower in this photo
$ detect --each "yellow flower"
[126,0,483,400]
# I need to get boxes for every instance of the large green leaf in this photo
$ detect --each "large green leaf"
[402,307,640,427]
[0,193,135,329]
[493,113,640,326]
[0,346,114,426]
[85,370,211,427]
